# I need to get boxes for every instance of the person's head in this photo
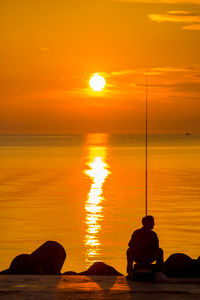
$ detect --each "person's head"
[142,215,155,230]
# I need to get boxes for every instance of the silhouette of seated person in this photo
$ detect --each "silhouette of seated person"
[126,215,163,274]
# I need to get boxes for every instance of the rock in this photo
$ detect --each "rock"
[0,241,66,275]
[30,241,66,275]
[0,269,10,275]
[9,254,36,275]
[79,262,122,276]
[163,253,200,277]
[62,271,78,275]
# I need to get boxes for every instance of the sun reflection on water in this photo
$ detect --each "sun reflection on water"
[84,134,110,266]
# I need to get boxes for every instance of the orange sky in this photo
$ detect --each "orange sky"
[1,0,200,134]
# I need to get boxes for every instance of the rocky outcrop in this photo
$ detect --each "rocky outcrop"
[30,241,66,275]
[163,253,200,277]
[63,271,78,275]
[79,262,122,276]
[63,262,122,276]
[0,241,66,275]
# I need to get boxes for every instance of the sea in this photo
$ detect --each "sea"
[0,134,200,275]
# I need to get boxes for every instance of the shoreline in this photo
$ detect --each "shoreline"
[0,275,200,299]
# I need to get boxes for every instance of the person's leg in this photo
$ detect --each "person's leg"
[155,248,164,269]
[126,248,134,274]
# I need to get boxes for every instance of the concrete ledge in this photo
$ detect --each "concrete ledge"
[0,275,200,299]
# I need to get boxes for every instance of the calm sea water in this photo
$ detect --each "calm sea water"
[0,134,200,275]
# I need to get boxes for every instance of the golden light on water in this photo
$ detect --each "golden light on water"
[84,134,110,266]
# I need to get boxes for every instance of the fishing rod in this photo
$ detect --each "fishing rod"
[145,74,148,216]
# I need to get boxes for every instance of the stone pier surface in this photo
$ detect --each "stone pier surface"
[0,275,200,299]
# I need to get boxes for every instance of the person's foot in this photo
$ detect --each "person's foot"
[126,266,134,280]
[156,264,163,272]
[126,273,133,280]
[127,264,133,274]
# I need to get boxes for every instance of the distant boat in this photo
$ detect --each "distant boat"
[185,132,191,136]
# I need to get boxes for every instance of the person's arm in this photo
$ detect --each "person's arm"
[128,231,136,248]
[154,233,159,249]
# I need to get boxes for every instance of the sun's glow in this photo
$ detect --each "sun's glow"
[89,74,106,92]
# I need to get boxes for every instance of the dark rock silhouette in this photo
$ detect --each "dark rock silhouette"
[79,262,122,276]
[163,253,200,277]
[30,241,66,275]
[0,241,66,275]
[62,262,122,276]
[9,254,36,275]
[63,271,78,275]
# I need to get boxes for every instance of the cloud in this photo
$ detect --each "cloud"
[111,70,137,76]
[110,0,200,3]
[183,23,200,30]
[109,1,200,30]
[110,66,200,79]
[149,11,200,23]
[111,69,164,77]
[103,66,200,101]
[149,10,200,30]
[13,66,199,105]
[173,81,200,93]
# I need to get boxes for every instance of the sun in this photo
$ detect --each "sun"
[89,74,106,92]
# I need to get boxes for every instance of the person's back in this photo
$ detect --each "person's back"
[126,216,163,274]
[129,227,158,257]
